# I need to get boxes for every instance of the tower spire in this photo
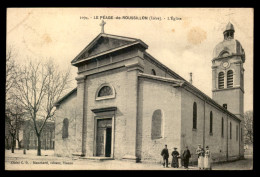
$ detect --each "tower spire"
[223,22,235,40]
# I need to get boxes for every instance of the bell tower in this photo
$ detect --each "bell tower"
[211,22,245,120]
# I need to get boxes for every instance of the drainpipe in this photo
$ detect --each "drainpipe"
[239,122,241,159]
[203,100,206,149]
[226,114,228,161]
[81,77,87,156]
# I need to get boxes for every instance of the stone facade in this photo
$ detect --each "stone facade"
[54,89,81,157]
[137,76,182,163]
[54,23,244,163]
[180,88,241,163]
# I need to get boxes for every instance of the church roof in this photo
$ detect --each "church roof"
[71,33,148,66]
[54,87,77,106]
[144,52,186,81]
[139,67,241,122]
[182,80,240,122]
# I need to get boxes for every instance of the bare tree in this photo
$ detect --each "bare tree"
[14,59,71,156]
[6,46,18,100]
[5,45,23,152]
[5,125,11,150]
[5,97,25,153]
[244,110,253,145]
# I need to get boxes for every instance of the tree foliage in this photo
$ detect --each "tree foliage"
[244,110,253,144]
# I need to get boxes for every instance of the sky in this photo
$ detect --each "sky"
[6,8,253,112]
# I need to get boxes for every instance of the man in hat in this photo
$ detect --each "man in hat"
[161,144,169,168]
[171,147,180,168]
[182,146,191,169]
[196,144,205,169]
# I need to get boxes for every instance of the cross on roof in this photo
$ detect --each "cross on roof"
[100,20,106,33]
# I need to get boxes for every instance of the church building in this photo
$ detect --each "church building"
[54,22,245,163]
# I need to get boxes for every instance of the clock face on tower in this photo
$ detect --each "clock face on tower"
[222,61,229,68]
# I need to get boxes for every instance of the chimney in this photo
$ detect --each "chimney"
[223,104,227,109]
[189,72,193,84]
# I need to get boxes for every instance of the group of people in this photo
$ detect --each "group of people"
[196,144,212,170]
[161,145,191,169]
[161,144,212,170]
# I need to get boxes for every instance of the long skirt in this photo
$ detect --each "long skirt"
[198,156,204,169]
[204,156,211,169]
[178,158,182,167]
[171,157,179,168]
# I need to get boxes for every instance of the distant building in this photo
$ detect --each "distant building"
[22,120,55,150]
[5,119,55,150]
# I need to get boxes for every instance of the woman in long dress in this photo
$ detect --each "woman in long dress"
[196,144,204,169]
[171,147,180,168]
[204,146,212,170]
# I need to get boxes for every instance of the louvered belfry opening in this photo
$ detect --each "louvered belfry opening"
[227,70,233,88]
[218,72,224,89]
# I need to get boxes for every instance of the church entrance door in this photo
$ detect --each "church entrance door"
[105,127,112,157]
[96,118,112,157]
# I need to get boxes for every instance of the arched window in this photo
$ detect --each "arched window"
[221,117,224,137]
[227,70,233,88]
[62,118,69,139]
[98,86,113,97]
[218,72,224,89]
[151,69,156,76]
[151,109,163,139]
[96,84,116,100]
[236,125,238,141]
[210,111,213,134]
[193,102,197,129]
[241,128,243,141]
[230,122,232,139]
